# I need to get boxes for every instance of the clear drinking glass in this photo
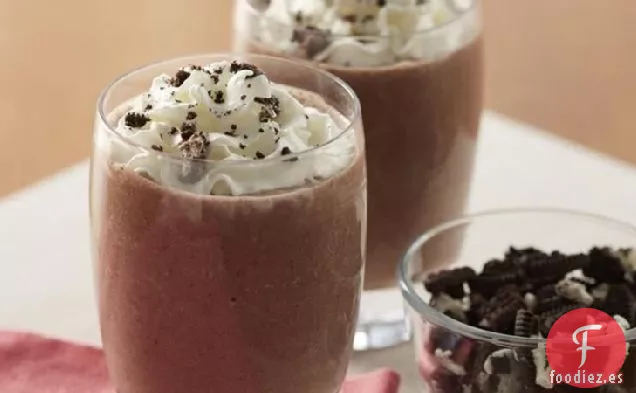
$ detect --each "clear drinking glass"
[90,53,366,393]
[399,208,636,392]
[233,0,484,350]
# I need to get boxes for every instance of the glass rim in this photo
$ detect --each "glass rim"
[241,0,480,40]
[96,52,361,166]
[397,207,636,347]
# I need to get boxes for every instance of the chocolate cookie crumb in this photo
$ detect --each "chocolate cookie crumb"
[186,111,197,120]
[124,112,150,128]
[255,151,265,159]
[229,61,263,79]
[281,146,291,156]
[151,145,163,152]
[178,132,209,160]
[254,96,280,114]
[171,70,190,87]
[259,106,276,122]
[181,123,196,140]
[213,91,225,104]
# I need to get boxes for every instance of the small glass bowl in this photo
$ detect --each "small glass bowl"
[398,208,636,392]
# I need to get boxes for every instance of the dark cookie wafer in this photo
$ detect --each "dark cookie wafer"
[524,274,569,292]
[534,284,558,300]
[483,257,514,274]
[583,247,626,284]
[523,250,589,279]
[514,309,536,337]
[469,271,522,298]
[425,266,476,298]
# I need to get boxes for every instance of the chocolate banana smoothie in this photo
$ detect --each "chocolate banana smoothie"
[91,55,366,393]
[234,0,483,291]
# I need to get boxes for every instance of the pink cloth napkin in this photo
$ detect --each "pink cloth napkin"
[0,331,401,393]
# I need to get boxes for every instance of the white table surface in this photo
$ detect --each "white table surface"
[2,110,636,392]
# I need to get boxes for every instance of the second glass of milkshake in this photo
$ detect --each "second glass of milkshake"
[90,54,366,393]
[234,0,484,350]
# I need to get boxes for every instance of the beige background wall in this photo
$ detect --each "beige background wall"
[0,0,633,196]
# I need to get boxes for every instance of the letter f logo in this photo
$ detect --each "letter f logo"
[572,324,603,368]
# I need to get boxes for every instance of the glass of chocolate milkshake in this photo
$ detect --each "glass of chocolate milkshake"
[233,0,483,350]
[90,54,366,393]
[399,208,636,392]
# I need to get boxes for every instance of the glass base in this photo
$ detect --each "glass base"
[353,286,411,351]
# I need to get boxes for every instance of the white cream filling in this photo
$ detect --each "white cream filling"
[251,0,480,67]
[434,348,466,376]
[531,341,553,389]
[555,278,594,306]
[104,61,355,196]
[430,292,469,319]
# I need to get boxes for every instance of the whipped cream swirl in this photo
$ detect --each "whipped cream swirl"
[246,0,480,67]
[108,61,355,196]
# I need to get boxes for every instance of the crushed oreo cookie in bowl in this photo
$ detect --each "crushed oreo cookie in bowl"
[414,247,636,392]
[398,209,636,393]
